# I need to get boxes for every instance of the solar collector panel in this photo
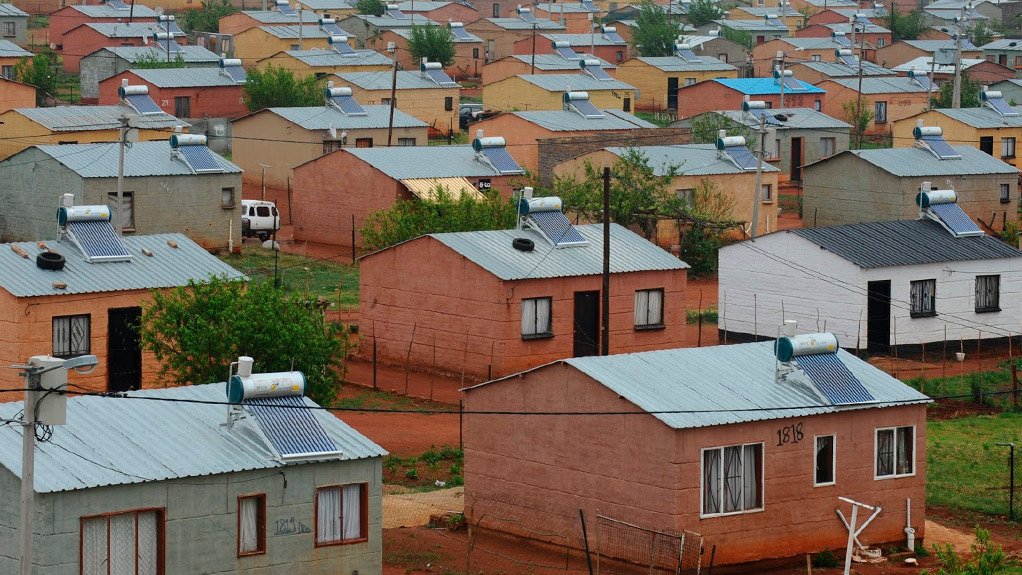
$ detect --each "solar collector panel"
[676,48,700,62]
[125,93,163,115]
[603,29,624,42]
[321,21,345,34]
[178,145,225,173]
[331,95,367,115]
[223,65,247,82]
[555,46,580,59]
[244,395,340,459]
[529,210,588,246]
[781,76,802,90]
[723,145,758,170]
[585,65,613,80]
[481,147,524,173]
[451,26,472,40]
[920,134,961,159]
[929,202,982,236]
[795,353,876,405]
[424,67,459,86]
[66,220,131,260]
[986,96,1018,116]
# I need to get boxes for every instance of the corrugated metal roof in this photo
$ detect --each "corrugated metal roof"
[336,70,458,90]
[835,146,1018,176]
[713,77,825,95]
[983,39,1022,51]
[424,223,688,280]
[97,45,221,62]
[542,32,627,46]
[675,35,721,48]
[294,0,353,9]
[991,78,1022,89]
[244,8,322,22]
[396,0,452,9]
[510,53,616,70]
[517,73,637,92]
[893,57,992,74]
[286,48,393,67]
[903,39,967,52]
[14,104,180,131]
[715,18,787,31]
[796,60,895,78]
[535,2,596,12]
[932,105,1022,128]
[129,67,241,87]
[485,17,565,30]
[825,21,890,33]
[258,25,334,38]
[790,220,1022,268]
[0,233,245,297]
[0,39,30,58]
[0,383,386,493]
[0,4,28,17]
[264,105,427,130]
[69,3,156,16]
[512,108,657,131]
[635,54,736,72]
[826,76,934,94]
[17,141,241,178]
[83,22,173,38]
[345,145,513,178]
[776,37,846,50]
[713,108,851,130]
[604,144,780,176]
[349,13,434,27]
[389,26,482,42]
[400,177,482,200]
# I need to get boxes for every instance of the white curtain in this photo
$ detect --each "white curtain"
[648,291,663,325]
[742,444,761,510]
[634,291,648,326]
[535,299,550,334]
[109,513,135,575]
[317,487,342,544]
[702,450,720,515]
[82,517,107,575]
[897,427,914,475]
[137,511,158,575]
[342,484,362,540]
[239,498,259,553]
[521,299,536,335]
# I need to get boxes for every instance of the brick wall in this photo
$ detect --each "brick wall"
[536,127,691,184]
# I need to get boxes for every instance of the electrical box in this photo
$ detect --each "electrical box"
[28,356,68,426]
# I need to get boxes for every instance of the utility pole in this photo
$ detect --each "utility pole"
[751,117,766,240]
[601,166,610,356]
[530,22,537,74]
[387,43,398,146]
[19,388,34,575]
[115,115,128,235]
[855,20,866,148]
[952,6,965,108]
[775,51,786,107]
[297,2,304,51]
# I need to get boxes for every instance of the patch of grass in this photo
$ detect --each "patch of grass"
[905,362,1018,408]
[219,246,359,308]
[927,412,1022,516]
[335,388,456,412]
[634,111,674,127]
[384,445,464,490]
[686,308,718,324]
[29,15,48,28]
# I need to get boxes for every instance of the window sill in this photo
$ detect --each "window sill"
[813,481,836,488]
[976,307,1001,314]
[875,472,915,481]
[1002,155,1016,160]
[237,550,266,558]
[700,506,765,519]
[761,199,774,204]
[909,311,936,318]
[521,332,554,341]
[1001,199,1012,204]
[315,537,368,548]
[634,323,665,331]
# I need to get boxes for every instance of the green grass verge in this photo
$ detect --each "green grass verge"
[686,308,718,324]
[634,111,674,128]
[218,245,359,308]
[335,388,456,412]
[904,360,1020,408]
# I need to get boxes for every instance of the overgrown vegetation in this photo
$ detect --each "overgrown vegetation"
[630,0,683,56]
[219,245,359,308]
[811,550,839,569]
[356,0,386,16]
[932,70,982,109]
[15,53,58,106]
[690,112,753,144]
[242,66,322,111]
[929,527,1012,575]
[684,0,723,27]
[887,6,929,42]
[686,308,718,324]
[383,445,464,489]
[407,23,457,67]
[842,99,873,149]
[719,26,753,49]
[180,0,238,33]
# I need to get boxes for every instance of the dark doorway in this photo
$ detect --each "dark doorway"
[573,291,600,357]
[790,137,803,181]
[980,136,994,156]
[667,77,679,110]
[866,281,891,354]
[108,307,142,392]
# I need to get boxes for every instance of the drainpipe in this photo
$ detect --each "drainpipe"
[905,498,915,552]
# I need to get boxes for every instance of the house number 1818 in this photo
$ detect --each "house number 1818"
[776,422,804,446]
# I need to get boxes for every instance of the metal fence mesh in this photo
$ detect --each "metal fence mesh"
[595,514,703,575]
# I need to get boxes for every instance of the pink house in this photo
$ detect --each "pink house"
[98,67,247,119]
[359,221,688,380]
[464,340,931,566]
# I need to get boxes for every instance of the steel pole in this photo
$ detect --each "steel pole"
[116,116,128,235]
[19,372,36,575]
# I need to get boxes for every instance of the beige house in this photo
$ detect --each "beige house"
[369,26,484,80]
[233,25,335,67]
[256,48,392,75]
[891,105,1022,169]
[615,52,738,112]
[483,73,638,112]
[217,8,323,36]
[334,70,460,134]
[481,52,616,86]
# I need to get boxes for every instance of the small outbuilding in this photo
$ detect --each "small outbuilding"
[98,66,249,120]
[675,77,826,120]
[79,45,222,103]
[0,4,28,47]
[0,38,31,80]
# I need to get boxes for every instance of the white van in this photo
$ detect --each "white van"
[240,199,280,242]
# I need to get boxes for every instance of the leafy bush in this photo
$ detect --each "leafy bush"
[811,550,839,569]
[929,527,1010,575]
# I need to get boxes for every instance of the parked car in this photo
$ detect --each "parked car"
[240,199,280,242]
[459,103,483,130]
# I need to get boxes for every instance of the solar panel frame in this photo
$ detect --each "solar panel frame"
[781,75,802,91]
[330,95,368,115]
[124,93,164,115]
[723,145,758,170]
[911,75,933,90]
[223,65,247,83]
[603,30,625,43]
[569,97,605,118]
[155,37,184,54]
[518,9,535,21]
[555,45,580,60]
[986,95,1019,117]
[277,2,296,14]
[105,0,129,9]
[424,67,459,87]
[321,21,345,34]
[838,54,857,67]
[481,146,524,174]
[794,352,876,405]
[676,48,701,62]
[832,34,851,46]
[929,202,983,236]
[529,210,589,247]
[450,25,472,40]
[750,108,782,126]
[66,220,131,261]
[244,395,340,460]
[178,145,226,173]
[386,6,408,18]
[766,17,784,26]
[920,134,961,159]
[584,64,613,81]
[331,40,356,54]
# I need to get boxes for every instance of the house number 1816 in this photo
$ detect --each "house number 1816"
[776,422,804,446]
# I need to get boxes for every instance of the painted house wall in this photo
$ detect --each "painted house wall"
[794,24,890,49]
[370,29,483,80]
[98,71,248,119]
[406,2,480,24]
[675,81,825,121]
[532,6,592,33]
[483,75,635,112]
[464,365,928,566]
[233,28,332,68]
[359,235,687,378]
[817,80,929,135]
[79,49,220,102]
[60,25,151,73]
[719,231,1022,346]
[255,51,392,75]
[0,458,384,574]
[230,110,428,190]
[480,56,603,86]
[465,20,534,62]
[511,35,626,64]
[49,8,156,46]
[752,39,838,76]
[802,152,1018,228]
[0,78,35,113]
[891,110,1022,169]
[343,83,460,134]
[0,13,28,45]
[615,60,739,112]
[875,42,982,69]
[0,110,169,160]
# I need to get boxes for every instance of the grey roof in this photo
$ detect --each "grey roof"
[712,108,851,130]
[795,60,896,78]
[535,2,597,12]
[82,22,179,38]
[516,73,637,92]
[471,341,929,429]
[291,0,353,9]
[0,382,386,493]
[257,24,335,38]
[0,233,245,297]
[825,76,934,94]
[931,105,1022,128]
[0,3,28,16]
[990,78,1022,89]
[775,37,847,50]
[279,48,393,67]
[389,26,482,42]
[423,223,688,280]
[511,108,657,131]
[824,21,890,34]
[262,105,427,130]
[237,8,322,23]
[634,54,736,72]
[812,146,1018,176]
[92,45,221,63]
[484,17,565,30]
[20,141,241,177]
[893,57,992,74]
[395,0,453,9]
[344,145,521,178]
[542,32,627,46]
[67,3,156,16]
[901,39,978,52]
[334,70,459,89]
[715,19,788,32]
[605,144,780,175]
[347,13,434,27]
[509,53,617,70]
[128,67,242,87]
[13,105,180,132]
[983,38,1022,51]
[791,220,1022,268]
[0,39,30,58]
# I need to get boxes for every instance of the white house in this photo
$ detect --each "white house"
[718,188,1022,353]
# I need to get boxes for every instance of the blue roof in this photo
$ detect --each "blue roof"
[712,77,826,95]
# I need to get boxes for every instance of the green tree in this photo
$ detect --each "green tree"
[132,53,186,69]
[15,53,58,106]
[356,0,385,16]
[684,0,723,28]
[631,0,683,56]
[969,21,994,47]
[931,70,981,108]
[674,178,739,277]
[842,98,873,148]
[407,23,456,67]
[719,26,754,49]
[360,187,517,251]
[180,0,238,33]
[887,6,928,42]
[242,66,321,111]
[690,112,753,144]
[140,276,353,405]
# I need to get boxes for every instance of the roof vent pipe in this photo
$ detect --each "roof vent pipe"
[237,356,254,378]
[61,193,75,209]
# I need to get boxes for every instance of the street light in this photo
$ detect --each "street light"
[13,354,98,575]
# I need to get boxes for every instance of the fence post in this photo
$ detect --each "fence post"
[459,400,463,450]
[372,335,377,390]
[1012,363,1018,411]
[697,290,703,348]
[579,510,595,575]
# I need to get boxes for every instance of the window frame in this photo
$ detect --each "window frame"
[633,288,665,330]
[1001,183,1011,204]
[237,493,267,557]
[909,279,936,318]
[1002,136,1016,159]
[975,274,1000,313]
[221,187,236,209]
[444,96,453,111]
[396,137,416,146]
[820,136,835,158]
[173,95,190,118]
[874,425,916,480]
[52,314,90,358]
[761,183,773,203]
[700,442,764,518]
[521,296,554,340]
[3,22,14,37]
[1,64,12,79]
[814,435,836,487]
[314,483,369,547]
[874,101,887,124]
[80,507,166,574]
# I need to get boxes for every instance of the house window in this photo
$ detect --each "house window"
[521,297,553,339]
[771,138,780,159]
[676,188,695,204]
[3,22,14,37]
[701,443,763,516]
[315,484,368,546]
[53,314,90,358]
[976,275,1000,312]
[81,508,164,575]
[1,64,12,78]
[718,53,727,62]
[616,50,624,62]
[980,136,994,155]
[815,435,835,486]
[874,101,887,123]
[492,2,499,16]
[323,140,343,153]
[238,494,266,556]
[444,96,454,111]
[174,95,190,117]
[875,426,914,478]
[1016,55,1022,68]
[290,43,300,50]
[684,77,696,86]
[756,35,765,44]
[761,183,773,202]
[1002,183,1011,203]
[623,97,631,112]
[1002,137,1016,159]
[472,47,479,58]
[877,37,885,47]
[221,187,236,209]
[814,99,821,111]
[909,279,936,317]
[397,137,416,146]
[355,137,373,148]
[820,137,835,157]
[811,54,821,62]
[107,191,134,232]
[634,288,664,329]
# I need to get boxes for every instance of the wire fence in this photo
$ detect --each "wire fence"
[595,515,703,575]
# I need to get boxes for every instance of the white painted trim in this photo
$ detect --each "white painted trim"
[873,424,917,480]
[699,442,765,519]
[813,434,836,487]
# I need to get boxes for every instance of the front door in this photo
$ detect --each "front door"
[866,281,891,355]
[573,291,600,357]
[108,307,142,392]
[791,137,803,181]
[667,77,679,110]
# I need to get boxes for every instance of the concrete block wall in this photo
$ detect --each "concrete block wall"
[536,127,691,185]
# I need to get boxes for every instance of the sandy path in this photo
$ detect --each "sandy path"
[383,486,465,528]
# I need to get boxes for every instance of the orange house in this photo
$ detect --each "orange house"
[0,39,32,80]
[395,0,481,24]
[61,22,186,73]
[481,52,616,85]
[794,22,891,50]
[817,76,933,135]
[675,77,825,120]
[0,232,244,399]
[751,37,849,77]
[49,2,158,48]
[369,26,484,80]
[217,8,322,36]
[359,221,689,379]
[0,77,35,112]
[97,68,248,119]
